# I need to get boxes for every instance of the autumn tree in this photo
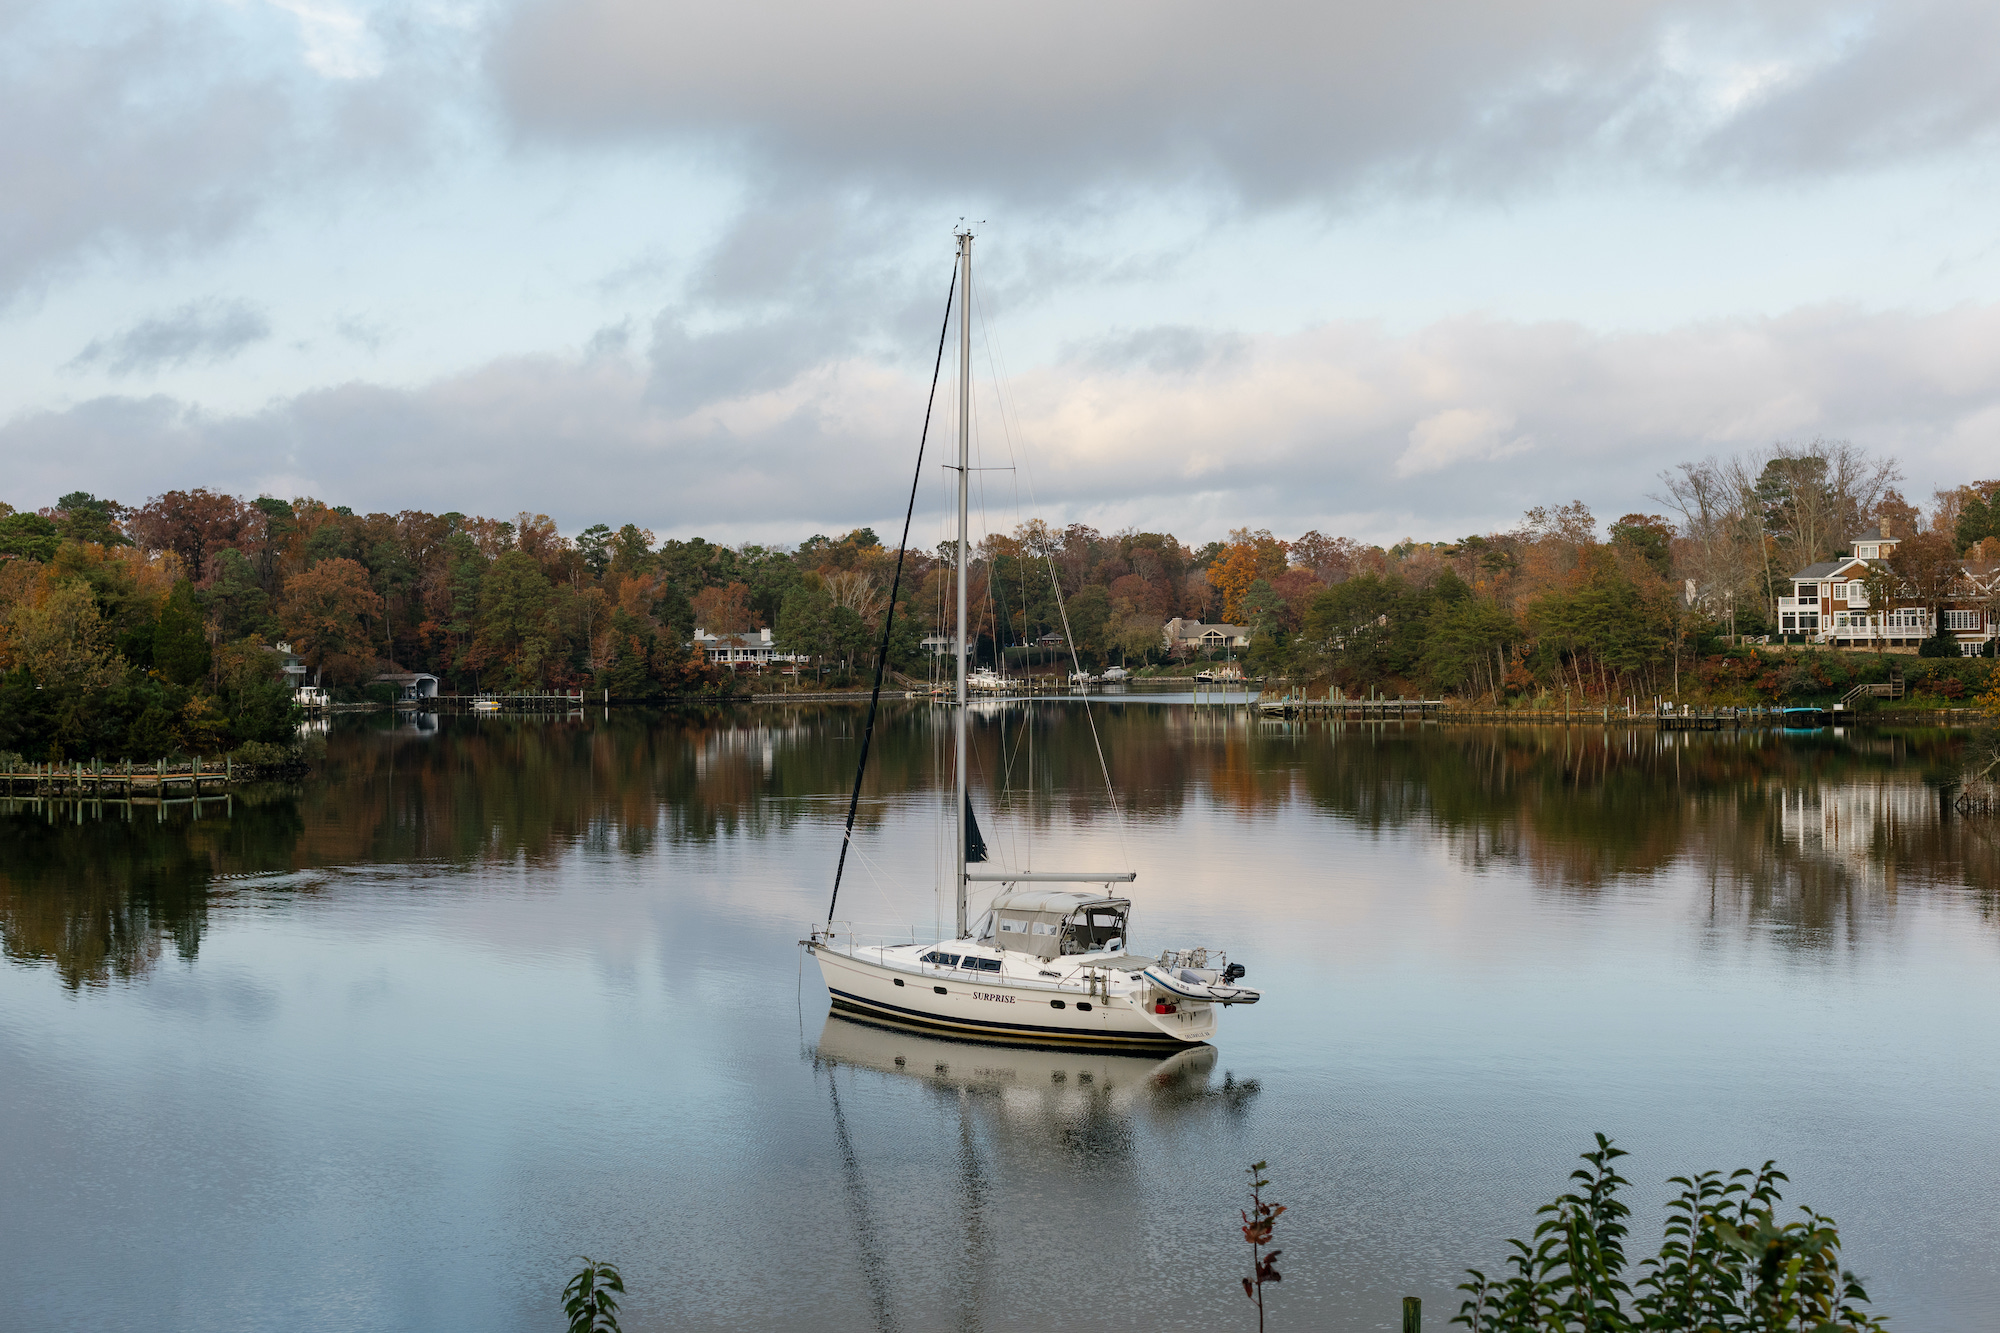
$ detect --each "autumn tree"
[1210,530,1288,623]
[1889,531,1966,654]
[1288,530,1361,585]
[11,580,125,750]
[691,581,758,634]
[129,488,249,582]
[282,557,385,684]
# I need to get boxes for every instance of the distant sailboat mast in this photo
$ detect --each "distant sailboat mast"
[953,229,972,940]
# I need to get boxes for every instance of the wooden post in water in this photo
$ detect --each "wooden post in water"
[1403,1296,1421,1331]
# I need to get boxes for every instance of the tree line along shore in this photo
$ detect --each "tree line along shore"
[2,440,1997,761]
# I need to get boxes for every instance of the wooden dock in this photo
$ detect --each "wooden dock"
[2,756,236,797]
[438,691,587,711]
[1253,699,1844,729]
[1258,696,1445,719]
[1,757,236,819]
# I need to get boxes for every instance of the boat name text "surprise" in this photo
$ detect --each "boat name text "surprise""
[972,991,1014,1004]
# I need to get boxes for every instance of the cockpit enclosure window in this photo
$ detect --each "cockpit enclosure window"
[1062,907,1127,955]
[985,893,1132,959]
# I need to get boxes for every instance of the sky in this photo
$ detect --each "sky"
[3,0,1999,549]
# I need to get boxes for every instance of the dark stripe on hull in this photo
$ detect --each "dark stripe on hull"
[826,985,1201,1050]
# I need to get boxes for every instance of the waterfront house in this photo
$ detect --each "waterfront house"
[920,634,972,658]
[1778,528,1997,653]
[694,626,795,669]
[1161,618,1251,654]
[266,642,308,691]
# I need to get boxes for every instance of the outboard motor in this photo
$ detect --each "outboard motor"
[1222,962,1247,983]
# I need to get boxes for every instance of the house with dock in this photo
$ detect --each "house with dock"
[1777,528,1997,653]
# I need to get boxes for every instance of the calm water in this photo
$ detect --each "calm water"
[3,706,1998,1332]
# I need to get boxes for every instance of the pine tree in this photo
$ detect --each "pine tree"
[154,580,212,687]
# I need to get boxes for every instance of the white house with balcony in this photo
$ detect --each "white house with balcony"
[694,626,800,669]
[266,641,308,690]
[1778,528,1997,654]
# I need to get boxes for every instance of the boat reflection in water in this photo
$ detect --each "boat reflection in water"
[810,1013,1258,1331]
[812,1012,1253,1135]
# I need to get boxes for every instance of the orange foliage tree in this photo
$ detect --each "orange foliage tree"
[128,488,250,582]
[691,581,759,634]
[1210,530,1289,623]
[282,557,385,684]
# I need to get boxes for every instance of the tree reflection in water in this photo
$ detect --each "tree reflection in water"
[3,707,1995,989]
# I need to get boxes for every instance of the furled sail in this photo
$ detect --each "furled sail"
[965,795,988,863]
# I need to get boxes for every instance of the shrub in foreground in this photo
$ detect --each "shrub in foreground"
[1455,1135,1886,1332]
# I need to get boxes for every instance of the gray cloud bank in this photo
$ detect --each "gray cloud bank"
[10,0,1998,323]
[6,299,1994,544]
[493,0,2000,202]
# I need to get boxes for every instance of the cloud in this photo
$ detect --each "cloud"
[1068,327,1248,377]
[7,298,1998,544]
[489,0,2000,207]
[0,0,457,302]
[262,0,385,80]
[71,300,273,376]
[1398,408,1529,478]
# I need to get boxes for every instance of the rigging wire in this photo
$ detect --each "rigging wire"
[826,261,957,926]
[970,277,1134,870]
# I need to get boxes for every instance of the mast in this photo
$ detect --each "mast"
[954,230,972,939]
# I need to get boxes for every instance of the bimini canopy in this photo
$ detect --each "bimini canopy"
[985,890,1131,960]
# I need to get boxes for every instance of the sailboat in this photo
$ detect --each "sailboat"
[805,232,1262,1050]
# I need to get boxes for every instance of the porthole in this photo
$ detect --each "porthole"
[893,978,905,987]
[1050,999,1066,1009]
[934,986,948,995]
[1076,1002,1093,1012]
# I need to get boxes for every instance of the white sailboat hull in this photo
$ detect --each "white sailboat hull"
[809,942,1216,1049]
